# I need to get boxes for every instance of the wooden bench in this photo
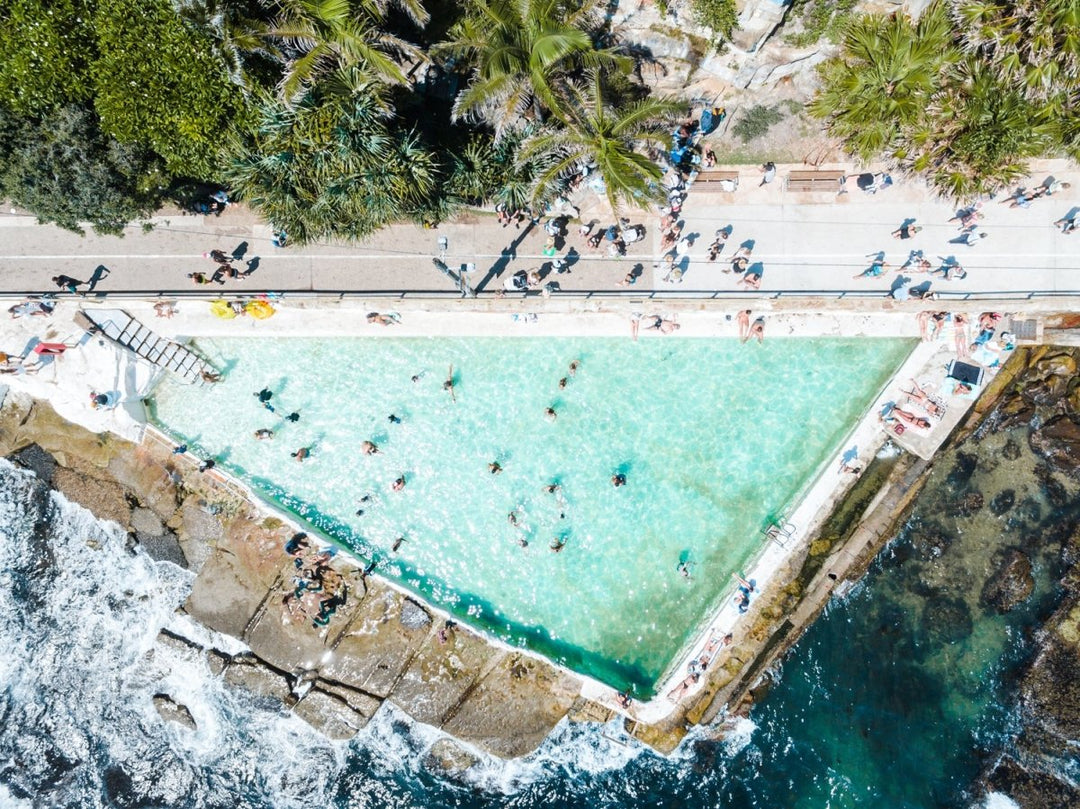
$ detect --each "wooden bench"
[786,170,845,192]
[693,170,740,192]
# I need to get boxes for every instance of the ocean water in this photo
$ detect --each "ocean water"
[148,337,912,692]
[2,405,1072,807]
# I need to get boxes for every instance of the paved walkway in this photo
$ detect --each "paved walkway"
[1,160,1078,301]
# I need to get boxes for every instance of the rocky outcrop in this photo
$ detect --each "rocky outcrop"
[424,739,480,776]
[980,549,1034,614]
[1029,415,1080,476]
[152,694,197,731]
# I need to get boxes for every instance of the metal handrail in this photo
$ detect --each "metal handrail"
[1,288,1076,302]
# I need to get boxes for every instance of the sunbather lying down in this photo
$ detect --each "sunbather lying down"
[880,402,932,431]
[902,379,946,419]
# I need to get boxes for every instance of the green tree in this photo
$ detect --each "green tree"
[444,131,539,210]
[0,0,96,115]
[92,0,251,176]
[224,84,440,243]
[436,0,629,135]
[909,58,1056,198]
[265,0,429,102]
[517,70,680,212]
[953,0,1080,106]
[808,3,956,160]
[0,104,166,235]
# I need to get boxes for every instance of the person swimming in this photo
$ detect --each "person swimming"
[361,440,380,455]
[392,475,406,491]
[255,388,272,403]
[392,536,406,552]
[488,461,503,474]
[388,414,401,424]
[550,537,566,552]
[611,473,627,487]
[290,447,310,462]
[284,411,300,423]
[254,429,274,440]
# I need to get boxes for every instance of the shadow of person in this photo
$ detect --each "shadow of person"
[232,241,249,262]
[87,265,111,291]
[245,256,261,276]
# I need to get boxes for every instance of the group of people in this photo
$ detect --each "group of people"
[281,532,348,629]
[189,248,253,285]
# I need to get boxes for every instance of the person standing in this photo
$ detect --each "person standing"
[760,161,776,186]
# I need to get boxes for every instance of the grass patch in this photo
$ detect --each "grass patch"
[783,0,860,47]
[732,104,785,143]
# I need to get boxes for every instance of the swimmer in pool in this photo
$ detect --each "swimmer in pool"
[290,447,310,462]
[254,429,274,440]
[392,475,406,491]
[488,461,503,474]
[361,440,380,455]
[611,473,626,487]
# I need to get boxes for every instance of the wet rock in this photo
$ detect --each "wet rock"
[424,738,480,776]
[994,395,1036,432]
[946,453,978,489]
[1021,351,1076,406]
[1001,440,1022,461]
[152,694,197,731]
[1014,498,1042,524]
[135,530,188,569]
[980,549,1034,613]
[910,525,952,560]
[1034,466,1070,508]
[206,649,230,676]
[984,755,1080,809]
[989,490,1016,517]
[291,688,370,740]
[921,597,973,645]
[1022,640,1080,741]
[10,443,57,483]
[946,491,984,518]
[1030,416,1080,476]
[400,598,432,630]
[223,658,292,703]
[155,629,203,656]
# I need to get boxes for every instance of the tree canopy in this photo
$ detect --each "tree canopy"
[811,0,1080,198]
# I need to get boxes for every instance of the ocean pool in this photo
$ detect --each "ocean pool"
[148,337,913,694]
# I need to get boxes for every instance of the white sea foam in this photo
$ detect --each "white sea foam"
[984,792,1021,809]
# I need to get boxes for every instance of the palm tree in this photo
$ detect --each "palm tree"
[265,0,429,102]
[907,57,1056,199]
[517,70,681,212]
[224,85,439,242]
[953,0,1080,108]
[808,2,956,161]
[177,0,281,93]
[435,0,629,135]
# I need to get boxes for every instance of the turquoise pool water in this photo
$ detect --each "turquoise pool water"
[148,337,913,693]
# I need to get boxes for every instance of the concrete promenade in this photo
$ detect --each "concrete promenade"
[1,160,1078,303]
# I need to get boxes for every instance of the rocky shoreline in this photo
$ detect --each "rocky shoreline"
[962,347,1080,807]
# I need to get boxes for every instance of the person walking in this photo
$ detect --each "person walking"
[759,161,776,187]
[52,275,84,294]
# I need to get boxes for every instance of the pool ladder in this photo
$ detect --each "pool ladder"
[75,309,216,385]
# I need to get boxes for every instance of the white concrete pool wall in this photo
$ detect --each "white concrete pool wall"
[0,295,995,724]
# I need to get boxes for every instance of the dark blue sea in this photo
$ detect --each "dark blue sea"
[0,420,1070,808]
